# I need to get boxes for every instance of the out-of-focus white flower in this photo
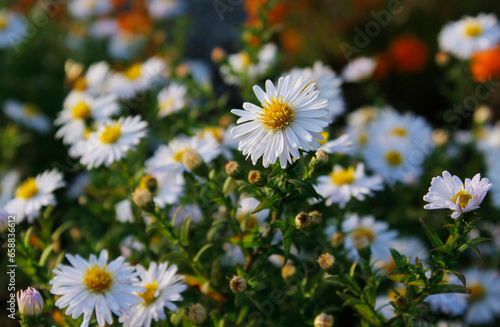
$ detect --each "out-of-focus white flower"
[341,57,376,82]
[68,0,113,19]
[157,83,188,117]
[3,100,51,134]
[169,203,202,226]
[0,170,20,206]
[147,0,184,19]
[0,10,27,49]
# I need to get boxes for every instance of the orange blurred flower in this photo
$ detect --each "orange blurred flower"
[471,46,500,82]
[281,28,302,55]
[388,35,428,74]
[374,52,391,80]
[245,0,287,27]
[118,9,153,35]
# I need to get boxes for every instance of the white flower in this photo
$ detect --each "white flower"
[0,10,27,49]
[68,0,113,20]
[157,83,188,117]
[3,100,51,133]
[147,0,184,19]
[116,199,134,223]
[55,92,120,144]
[423,171,492,219]
[375,237,428,273]
[198,126,239,160]
[318,133,353,155]
[50,250,144,327]
[108,32,146,60]
[341,57,376,82]
[5,169,65,223]
[236,196,270,230]
[145,134,220,179]
[0,170,20,206]
[76,61,112,96]
[120,235,144,258]
[119,262,187,327]
[153,174,185,209]
[285,61,345,120]
[80,116,148,169]
[315,163,383,208]
[438,13,500,59]
[17,287,44,316]
[231,76,331,168]
[0,207,9,231]
[169,204,202,226]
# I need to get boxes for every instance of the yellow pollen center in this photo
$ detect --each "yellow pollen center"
[72,101,91,119]
[74,77,88,91]
[139,281,159,306]
[84,127,92,139]
[240,52,252,68]
[330,166,356,185]
[125,63,142,80]
[100,124,122,144]
[352,228,375,244]
[390,127,407,137]
[258,97,294,130]
[358,132,368,145]
[15,178,38,199]
[83,264,114,293]
[204,127,224,143]
[237,213,258,229]
[160,98,175,111]
[0,13,9,30]
[385,151,403,166]
[173,148,189,162]
[464,22,482,37]
[318,131,329,146]
[23,104,39,117]
[451,189,472,209]
[469,283,486,302]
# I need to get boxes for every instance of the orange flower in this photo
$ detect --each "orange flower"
[388,35,428,74]
[117,9,153,35]
[281,28,302,55]
[374,52,391,80]
[471,46,500,82]
[244,0,287,27]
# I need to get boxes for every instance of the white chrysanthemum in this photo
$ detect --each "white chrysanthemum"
[119,262,187,327]
[68,0,113,20]
[198,126,238,160]
[318,133,353,155]
[375,237,428,273]
[423,171,491,219]
[145,134,221,178]
[5,169,65,223]
[0,170,20,206]
[153,174,185,209]
[341,57,376,82]
[341,213,398,261]
[346,106,380,151]
[50,250,144,327]
[120,235,144,258]
[147,0,184,19]
[116,199,134,223]
[76,61,112,96]
[80,116,148,169]
[157,83,188,117]
[55,92,120,144]
[315,163,383,208]
[3,100,51,133]
[285,61,345,120]
[108,58,167,99]
[169,204,202,226]
[0,10,27,49]
[438,13,500,59]
[231,76,331,168]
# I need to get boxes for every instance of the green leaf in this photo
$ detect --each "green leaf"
[39,243,56,266]
[270,220,287,228]
[458,242,482,258]
[228,234,263,248]
[282,227,295,264]
[383,274,414,283]
[288,179,320,199]
[420,217,444,248]
[180,216,192,247]
[442,269,467,287]
[467,237,490,245]
[193,243,213,262]
[426,284,471,295]
[390,248,402,262]
[350,262,358,277]
[252,193,280,214]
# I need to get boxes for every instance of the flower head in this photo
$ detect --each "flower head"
[17,287,43,316]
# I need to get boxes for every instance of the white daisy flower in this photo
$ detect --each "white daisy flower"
[145,134,221,179]
[315,163,383,208]
[5,169,65,223]
[341,57,376,82]
[157,83,188,117]
[144,173,185,209]
[461,269,500,324]
[342,213,398,261]
[108,32,147,60]
[318,133,353,155]
[170,204,202,226]
[50,250,145,327]
[0,10,27,49]
[425,273,468,318]
[147,0,184,19]
[3,100,51,133]
[116,199,134,223]
[0,170,20,206]
[119,262,187,327]
[423,171,492,219]
[346,106,380,151]
[198,126,238,160]
[80,116,148,169]
[375,237,428,273]
[75,61,112,96]
[438,13,500,59]
[68,0,113,20]
[120,235,144,258]
[55,92,120,144]
[231,76,331,168]
[285,61,345,120]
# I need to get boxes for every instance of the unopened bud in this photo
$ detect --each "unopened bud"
[248,170,266,187]
[188,303,207,324]
[295,212,311,229]
[182,149,207,176]
[139,175,158,194]
[331,232,345,247]
[281,264,296,279]
[474,105,492,125]
[317,253,335,272]
[211,47,226,63]
[309,210,323,224]
[395,295,409,310]
[311,150,329,168]
[17,287,43,316]
[131,187,153,209]
[230,276,247,294]
[314,313,334,327]
[226,161,244,180]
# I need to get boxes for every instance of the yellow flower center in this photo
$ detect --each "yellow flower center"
[15,178,38,199]
[451,189,472,209]
[83,264,114,293]
[385,151,403,166]
[468,283,486,302]
[240,52,252,68]
[100,124,122,144]
[258,96,294,131]
[383,258,396,272]
[84,127,92,139]
[330,166,356,185]
[173,148,188,162]
[358,132,368,145]
[160,98,175,111]
[204,127,224,143]
[125,63,142,80]
[352,228,375,244]
[73,77,88,91]
[0,12,9,30]
[317,131,329,146]
[237,213,258,230]
[139,281,159,306]
[72,101,91,119]
[387,287,406,300]
[23,104,39,117]
[464,22,482,37]
[390,127,407,137]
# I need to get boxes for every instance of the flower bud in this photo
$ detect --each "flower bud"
[226,161,244,180]
[295,212,311,229]
[188,303,207,324]
[314,313,334,327]
[248,170,266,187]
[331,232,345,247]
[281,264,296,279]
[211,47,226,63]
[230,276,247,294]
[131,187,153,209]
[311,150,329,168]
[309,210,323,224]
[17,287,43,316]
[395,295,409,310]
[182,149,207,176]
[139,175,158,194]
[317,253,335,272]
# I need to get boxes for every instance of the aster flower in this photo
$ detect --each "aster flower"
[3,100,51,134]
[0,170,20,206]
[231,75,331,168]
[341,57,376,82]
[147,0,184,19]
[119,262,187,327]
[0,10,27,49]
[315,163,383,208]
[157,83,188,117]
[80,115,148,169]
[5,169,65,223]
[68,0,113,19]
[199,126,239,159]
[423,171,492,219]
[17,287,44,316]
[438,13,500,59]
[318,133,353,155]
[50,250,145,327]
